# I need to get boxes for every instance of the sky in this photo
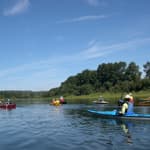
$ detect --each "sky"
[0,0,150,91]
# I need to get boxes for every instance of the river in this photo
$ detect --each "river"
[0,103,150,150]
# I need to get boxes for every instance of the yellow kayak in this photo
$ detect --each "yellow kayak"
[51,99,61,106]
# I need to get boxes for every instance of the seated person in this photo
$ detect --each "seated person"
[118,94,134,115]
[59,96,64,103]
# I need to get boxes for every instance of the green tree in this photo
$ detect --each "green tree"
[97,62,127,90]
[143,61,150,79]
[125,62,141,81]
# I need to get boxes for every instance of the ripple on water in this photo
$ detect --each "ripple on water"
[0,104,150,150]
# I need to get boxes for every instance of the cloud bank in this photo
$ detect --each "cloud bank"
[0,37,150,90]
[1,37,149,78]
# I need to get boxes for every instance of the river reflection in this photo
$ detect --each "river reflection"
[65,104,150,148]
[0,104,150,150]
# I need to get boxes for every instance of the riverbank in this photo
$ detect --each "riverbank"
[64,90,150,105]
[1,90,150,105]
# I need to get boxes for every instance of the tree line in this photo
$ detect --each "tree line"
[0,90,49,99]
[1,61,150,98]
[48,61,150,96]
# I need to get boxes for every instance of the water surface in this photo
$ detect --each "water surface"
[0,103,150,150]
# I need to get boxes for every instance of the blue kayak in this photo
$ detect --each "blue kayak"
[88,109,150,120]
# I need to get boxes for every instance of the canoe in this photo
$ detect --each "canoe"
[0,103,16,109]
[88,109,150,120]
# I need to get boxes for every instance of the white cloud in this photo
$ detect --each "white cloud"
[1,38,150,78]
[81,38,150,59]
[3,0,30,16]
[57,15,107,23]
[1,37,150,90]
[82,44,111,59]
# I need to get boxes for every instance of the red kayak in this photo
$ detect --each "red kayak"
[0,103,16,109]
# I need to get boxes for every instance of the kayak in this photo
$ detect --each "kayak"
[93,100,109,104]
[50,102,61,106]
[93,96,109,104]
[88,109,150,120]
[0,103,16,109]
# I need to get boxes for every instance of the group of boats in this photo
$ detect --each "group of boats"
[1,95,150,120]
[89,96,150,121]
[0,96,67,109]
[50,96,67,106]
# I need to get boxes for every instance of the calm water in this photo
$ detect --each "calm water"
[0,103,150,150]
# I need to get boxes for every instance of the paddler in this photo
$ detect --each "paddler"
[59,96,64,103]
[118,94,134,115]
[55,99,60,105]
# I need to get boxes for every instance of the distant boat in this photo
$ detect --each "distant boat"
[137,98,150,106]
[0,103,16,109]
[93,100,109,104]
[0,99,16,109]
[93,96,109,104]
[50,99,61,106]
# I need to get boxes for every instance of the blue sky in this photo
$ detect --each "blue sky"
[0,0,150,91]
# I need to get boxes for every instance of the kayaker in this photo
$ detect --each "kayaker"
[129,93,134,104]
[118,94,134,115]
[51,98,55,105]
[55,99,60,105]
[52,99,60,106]
[6,98,11,104]
[126,93,134,115]
[59,96,64,103]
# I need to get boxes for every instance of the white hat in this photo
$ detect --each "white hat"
[125,94,130,99]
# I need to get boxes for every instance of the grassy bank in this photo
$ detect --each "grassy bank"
[64,90,150,104]
[4,90,150,105]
